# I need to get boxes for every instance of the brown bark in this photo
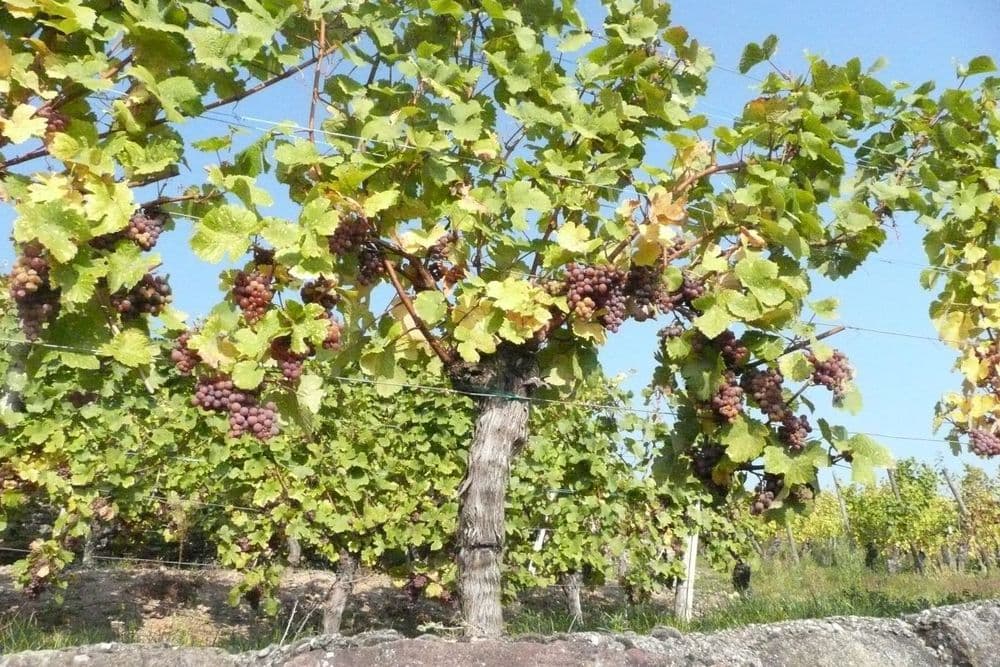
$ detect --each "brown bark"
[561,572,583,623]
[322,551,357,635]
[454,346,535,638]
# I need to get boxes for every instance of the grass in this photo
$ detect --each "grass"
[4,551,1000,653]
[508,551,1000,636]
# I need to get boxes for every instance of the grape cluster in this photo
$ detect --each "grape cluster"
[357,246,385,286]
[232,270,273,323]
[659,274,706,312]
[300,277,340,310]
[716,330,750,368]
[328,215,369,255]
[90,209,168,252]
[710,370,744,423]
[316,312,343,350]
[778,414,812,452]
[426,232,457,280]
[9,243,61,339]
[750,474,783,515]
[565,263,628,332]
[270,337,308,382]
[35,106,68,134]
[191,376,280,441]
[125,209,167,251]
[808,350,853,400]
[192,376,249,412]
[742,369,788,421]
[625,264,665,322]
[170,330,201,374]
[229,400,279,440]
[658,323,684,341]
[691,443,725,481]
[111,273,172,317]
[969,428,1000,457]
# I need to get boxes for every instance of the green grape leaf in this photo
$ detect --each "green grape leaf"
[99,329,155,367]
[762,442,829,485]
[720,416,769,462]
[232,360,265,390]
[839,434,893,486]
[190,205,260,263]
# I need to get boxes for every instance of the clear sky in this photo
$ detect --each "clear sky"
[1,1,998,479]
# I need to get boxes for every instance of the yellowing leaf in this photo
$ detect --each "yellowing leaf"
[556,221,598,253]
[649,188,686,224]
[1,104,47,144]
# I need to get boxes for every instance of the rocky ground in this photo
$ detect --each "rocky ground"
[2,599,998,666]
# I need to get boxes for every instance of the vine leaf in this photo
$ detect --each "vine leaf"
[762,443,828,485]
[190,205,261,263]
[838,434,893,486]
[99,329,156,367]
[720,416,769,462]
[1,104,47,143]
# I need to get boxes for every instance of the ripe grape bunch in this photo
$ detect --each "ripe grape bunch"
[659,274,706,313]
[124,208,167,251]
[716,330,750,368]
[742,368,788,422]
[425,232,457,280]
[710,370,744,423]
[778,414,812,452]
[170,330,201,374]
[111,273,172,317]
[969,428,1000,457]
[690,443,726,482]
[625,264,666,322]
[565,263,628,332]
[657,323,684,341]
[328,214,369,255]
[270,337,308,382]
[191,376,279,441]
[9,242,60,339]
[35,106,69,135]
[751,473,783,515]
[232,270,273,323]
[300,277,340,310]
[192,376,249,412]
[229,400,279,440]
[319,312,343,350]
[357,245,385,286]
[808,350,853,400]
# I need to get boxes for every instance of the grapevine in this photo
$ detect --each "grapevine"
[232,270,273,323]
[300,277,340,310]
[778,414,812,452]
[328,214,369,255]
[319,312,343,350]
[710,370,744,423]
[969,428,1000,458]
[110,273,172,318]
[741,368,788,422]
[170,330,200,374]
[808,350,853,400]
[750,473,783,516]
[565,263,628,332]
[8,242,60,340]
[270,336,308,382]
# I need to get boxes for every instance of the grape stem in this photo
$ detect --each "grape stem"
[746,325,845,369]
[381,257,455,366]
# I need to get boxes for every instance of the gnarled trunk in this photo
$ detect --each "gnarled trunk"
[561,571,583,623]
[454,346,535,638]
[322,551,357,635]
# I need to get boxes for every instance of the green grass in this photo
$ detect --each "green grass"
[0,614,134,653]
[508,552,1000,636]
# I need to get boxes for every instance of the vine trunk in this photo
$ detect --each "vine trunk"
[455,347,534,638]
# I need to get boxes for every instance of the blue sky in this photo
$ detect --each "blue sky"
[2,1,998,479]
